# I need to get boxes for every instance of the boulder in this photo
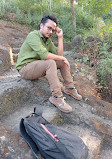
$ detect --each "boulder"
[0,76,31,119]
[63,42,72,51]
[72,35,83,47]
[0,45,11,75]
[0,73,51,119]
[85,36,95,42]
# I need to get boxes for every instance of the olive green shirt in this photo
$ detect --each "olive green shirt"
[16,30,57,70]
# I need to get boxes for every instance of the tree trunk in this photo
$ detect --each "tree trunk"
[2,0,5,11]
[49,0,52,11]
[40,0,43,16]
[70,0,76,34]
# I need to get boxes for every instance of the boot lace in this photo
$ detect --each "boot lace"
[59,97,66,106]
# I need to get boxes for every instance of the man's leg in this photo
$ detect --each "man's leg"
[56,60,74,88]
[19,60,62,97]
[19,60,72,113]
[56,61,82,100]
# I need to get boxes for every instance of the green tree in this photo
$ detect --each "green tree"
[79,0,112,18]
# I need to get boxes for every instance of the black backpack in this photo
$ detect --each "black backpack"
[20,108,88,159]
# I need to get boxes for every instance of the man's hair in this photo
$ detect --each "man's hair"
[39,14,58,29]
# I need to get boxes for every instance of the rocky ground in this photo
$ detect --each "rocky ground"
[0,20,112,159]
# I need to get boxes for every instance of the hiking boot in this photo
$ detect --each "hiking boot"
[49,96,72,113]
[64,87,82,100]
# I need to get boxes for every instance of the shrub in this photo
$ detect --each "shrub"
[97,56,112,84]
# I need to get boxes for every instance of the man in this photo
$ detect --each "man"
[16,14,82,113]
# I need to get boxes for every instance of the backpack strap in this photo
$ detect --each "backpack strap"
[20,119,40,159]
[34,107,43,116]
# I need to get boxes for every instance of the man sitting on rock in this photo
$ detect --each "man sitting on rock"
[16,14,82,113]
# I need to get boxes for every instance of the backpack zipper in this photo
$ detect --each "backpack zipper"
[40,124,59,142]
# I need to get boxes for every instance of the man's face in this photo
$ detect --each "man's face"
[40,19,57,39]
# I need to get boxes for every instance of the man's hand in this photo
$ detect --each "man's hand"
[56,27,63,38]
[45,53,70,70]
[63,57,70,70]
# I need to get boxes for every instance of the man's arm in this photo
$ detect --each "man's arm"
[56,27,63,56]
[45,27,70,69]
[45,53,70,70]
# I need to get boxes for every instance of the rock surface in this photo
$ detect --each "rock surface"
[0,45,11,75]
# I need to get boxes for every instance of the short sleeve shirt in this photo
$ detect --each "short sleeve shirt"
[16,30,57,70]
